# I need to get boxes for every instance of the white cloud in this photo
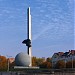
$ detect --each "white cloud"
[32,24,54,41]
[3,9,10,13]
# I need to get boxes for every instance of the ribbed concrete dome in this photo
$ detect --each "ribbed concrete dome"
[15,52,30,67]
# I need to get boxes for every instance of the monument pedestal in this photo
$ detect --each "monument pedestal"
[14,66,39,69]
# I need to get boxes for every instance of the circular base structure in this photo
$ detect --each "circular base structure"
[15,52,30,67]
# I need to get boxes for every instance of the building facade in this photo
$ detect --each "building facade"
[52,50,75,68]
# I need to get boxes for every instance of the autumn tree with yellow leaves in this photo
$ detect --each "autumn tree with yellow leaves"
[55,60,65,69]
[0,56,7,71]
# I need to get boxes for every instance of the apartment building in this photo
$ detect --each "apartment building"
[52,50,75,68]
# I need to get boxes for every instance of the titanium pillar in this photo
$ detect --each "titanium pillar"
[27,7,32,67]
[22,7,32,67]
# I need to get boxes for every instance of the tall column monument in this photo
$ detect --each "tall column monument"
[22,7,32,67]
[27,7,32,67]
[15,7,39,69]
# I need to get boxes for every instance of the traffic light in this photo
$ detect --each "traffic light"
[22,39,31,47]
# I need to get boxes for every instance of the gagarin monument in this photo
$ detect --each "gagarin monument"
[15,7,32,67]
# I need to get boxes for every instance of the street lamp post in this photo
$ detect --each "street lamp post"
[72,55,73,69]
[7,55,12,71]
[65,57,66,68]
[7,58,9,71]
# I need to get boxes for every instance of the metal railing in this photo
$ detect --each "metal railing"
[0,69,75,75]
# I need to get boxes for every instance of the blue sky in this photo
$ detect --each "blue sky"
[0,0,74,58]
